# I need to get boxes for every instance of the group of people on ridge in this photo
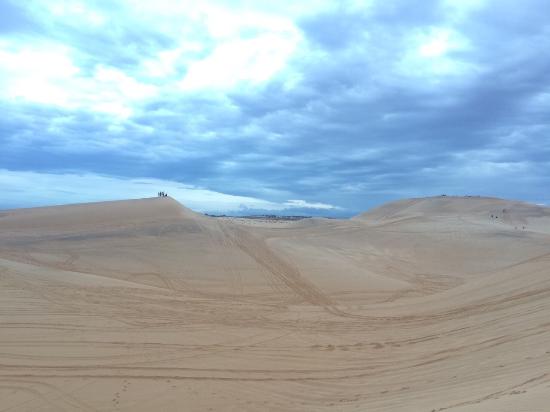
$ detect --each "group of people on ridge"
[158,191,168,197]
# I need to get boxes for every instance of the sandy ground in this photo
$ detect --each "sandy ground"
[1,195,550,411]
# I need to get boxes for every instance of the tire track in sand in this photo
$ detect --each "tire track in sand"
[219,224,335,308]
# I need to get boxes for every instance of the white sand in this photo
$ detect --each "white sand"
[1,195,549,411]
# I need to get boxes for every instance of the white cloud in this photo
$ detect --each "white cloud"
[0,42,157,118]
[418,30,452,57]
[397,27,479,80]
[179,8,301,90]
[442,0,488,23]
[181,34,299,90]
[416,28,469,58]
[142,45,202,78]
[284,199,341,210]
[123,0,334,23]
[89,66,157,117]
[0,1,302,112]
[0,43,79,106]
[0,170,341,213]
[47,1,106,26]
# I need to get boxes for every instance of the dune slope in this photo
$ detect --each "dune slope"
[1,196,550,411]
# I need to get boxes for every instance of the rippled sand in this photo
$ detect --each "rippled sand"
[1,196,549,411]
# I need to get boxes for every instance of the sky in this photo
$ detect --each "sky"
[0,0,549,216]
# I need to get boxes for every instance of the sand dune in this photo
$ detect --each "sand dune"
[1,196,550,411]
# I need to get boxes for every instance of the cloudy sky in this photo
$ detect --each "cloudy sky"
[0,0,548,216]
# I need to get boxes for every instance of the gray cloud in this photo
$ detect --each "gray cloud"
[1,0,549,214]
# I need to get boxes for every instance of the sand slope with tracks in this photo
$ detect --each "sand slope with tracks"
[1,196,550,411]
